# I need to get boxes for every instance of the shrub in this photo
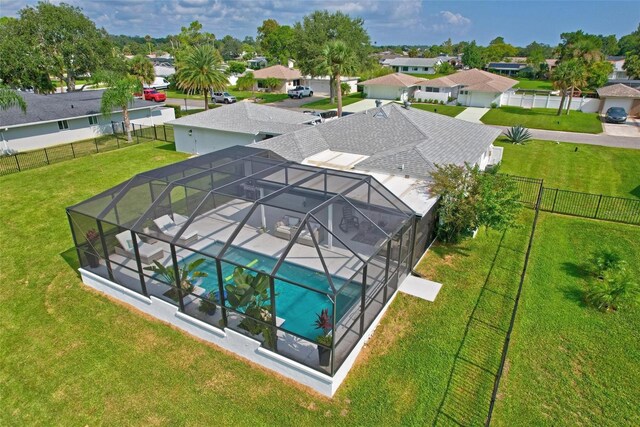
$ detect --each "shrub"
[504,125,532,144]
[585,270,640,312]
[259,77,281,92]
[340,82,351,96]
[590,249,624,279]
[490,102,498,109]
[236,72,255,91]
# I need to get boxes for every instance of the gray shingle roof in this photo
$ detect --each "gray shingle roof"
[167,102,316,135]
[387,57,442,67]
[251,103,500,179]
[0,90,158,128]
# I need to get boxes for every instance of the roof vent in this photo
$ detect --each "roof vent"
[71,104,74,108]
[375,99,382,108]
[399,164,405,170]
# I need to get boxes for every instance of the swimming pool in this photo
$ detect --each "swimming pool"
[182,242,362,341]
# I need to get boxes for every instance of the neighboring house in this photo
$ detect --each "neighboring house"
[417,69,518,107]
[168,102,319,154]
[596,83,640,116]
[252,65,303,93]
[358,73,425,100]
[305,75,359,96]
[375,52,405,66]
[252,102,503,215]
[485,62,528,76]
[386,57,443,74]
[607,56,628,80]
[247,56,268,69]
[0,90,175,152]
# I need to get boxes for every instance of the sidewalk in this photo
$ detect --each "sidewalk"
[455,107,489,124]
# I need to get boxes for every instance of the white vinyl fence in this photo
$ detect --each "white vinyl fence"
[414,90,449,103]
[500,92,600,113]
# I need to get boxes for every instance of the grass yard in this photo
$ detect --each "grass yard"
[495,138,640,199]
[493,214,640,426]
[301,93,363,110]
[411,103,466,117]
[0,140,536,425]
[165,89,289,104]
[513,78,553,91]
[481,106,602,134]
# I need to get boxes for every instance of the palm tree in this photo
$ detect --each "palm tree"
[551,61,574,116]
[0,88,27,113]
[128,55,155,89]
[100,75,141,142]
[564,61,587,115]
[176,45,227,110]
[318,40,357,117]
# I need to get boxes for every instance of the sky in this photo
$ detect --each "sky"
[1,0,638,47]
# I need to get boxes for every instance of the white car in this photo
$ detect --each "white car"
[287,86,313,99]
[143,77,170,90]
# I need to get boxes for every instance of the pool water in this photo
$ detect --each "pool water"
[184,242,361,340]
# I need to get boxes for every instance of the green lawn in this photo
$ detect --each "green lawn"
[165,89,289,104]
[513,78,553,91]
[495,138,640,199]
[301,93,363,110]
[493,214,640,426]
[0,140,534,425]
[411,103,466,117]
[481,106,602,134]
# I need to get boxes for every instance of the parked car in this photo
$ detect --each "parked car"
[143,88,166,102]
[605,107,628,124]
[211,91,237,104]
[287,86,313,99]
[143,77,170,90]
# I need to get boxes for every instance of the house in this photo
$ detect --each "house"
[67,103,501,397]
[385,57,443,74]
[252,65,303,93]
[597,83,640,116]
[416,69,518,107]
[247,56,268,69]
[485,62,528,76]
[607,56,628,80]
[358,73,425,100]
[0,90,175,152]
[168,102,319,154]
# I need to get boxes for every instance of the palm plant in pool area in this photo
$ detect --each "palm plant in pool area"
[504,125,532,144]
[314,308,333,366]
[144,258,208,301]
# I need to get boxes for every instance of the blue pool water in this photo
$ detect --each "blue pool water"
[185,242,361,340]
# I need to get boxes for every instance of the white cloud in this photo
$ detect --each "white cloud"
[440,10,471,27]
[428,10,472,34]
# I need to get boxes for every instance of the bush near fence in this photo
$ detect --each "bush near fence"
[505,174,640,225]
[0,124,175,177]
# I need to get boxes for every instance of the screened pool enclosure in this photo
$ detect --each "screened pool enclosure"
[67,146,420,375]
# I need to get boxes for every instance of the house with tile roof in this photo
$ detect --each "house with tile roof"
[358,73,426,101]
[597,83,640,116]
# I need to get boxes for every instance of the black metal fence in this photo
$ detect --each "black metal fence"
[505,174,640,226]
[0,123,174,177]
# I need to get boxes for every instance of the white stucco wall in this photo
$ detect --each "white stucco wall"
[306,78,359,96]
[602,97,634,113]
[458,91,502,107]
[2,107,174,152]
[79,268,398,397]
[173,125,258,155]
[364,85,416,100]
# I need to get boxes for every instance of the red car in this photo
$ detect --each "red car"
[143,88,166,102]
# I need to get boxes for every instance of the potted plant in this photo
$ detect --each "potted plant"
[144,258,208,302]
[84,229,101,268]
[198,291,217,316]
[314,308,333,367]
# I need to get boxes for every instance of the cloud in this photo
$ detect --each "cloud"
[440,10,471,27]
[428,10,472,34]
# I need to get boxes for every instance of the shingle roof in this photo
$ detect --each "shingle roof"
[597,83,640,98]
[252,65,302,80]
[387,57,442,67]
[423,68,517,93]
[358,73,424,88]
[486,62,527,70]
[167,102,316,135]
[0,90,157,128]
[251,103,500,179]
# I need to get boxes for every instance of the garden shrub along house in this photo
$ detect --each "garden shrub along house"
[67,104,502,396]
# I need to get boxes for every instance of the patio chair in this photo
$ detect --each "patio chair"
[114,230,164,265]
[153,214,198,244]
[339,205,360,233]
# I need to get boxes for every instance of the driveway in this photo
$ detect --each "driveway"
[602,118,640,137]
[455,107,488,124]
[276,95,324,109]
[492,125,640,149]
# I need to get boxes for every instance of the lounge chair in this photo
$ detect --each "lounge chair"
[339,205,360,233]
[153,214,198,244]
[114,231,164,265]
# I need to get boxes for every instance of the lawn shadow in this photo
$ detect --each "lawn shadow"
[630,185,640,199]
[561,262,590,279]
[60,247,81,277]
[560,284,587,308]
[430,243,471,259]
[155,142,176,151]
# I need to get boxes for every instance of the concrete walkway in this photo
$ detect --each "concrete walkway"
[492,125,640,149]
[341,99,392,113]
[399,275,443,302]
[455,107,489,123]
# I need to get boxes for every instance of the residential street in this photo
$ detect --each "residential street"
[491,125,640,149]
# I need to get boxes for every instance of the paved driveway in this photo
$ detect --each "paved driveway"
[455,107,488,123]
[602,118,640,137]
[277,95,324,109]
